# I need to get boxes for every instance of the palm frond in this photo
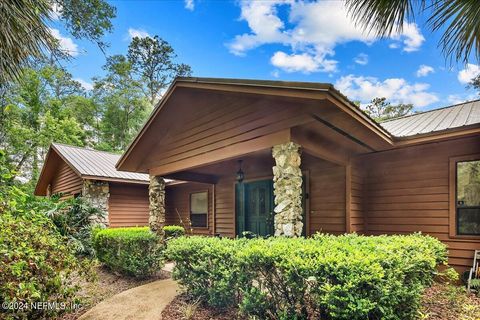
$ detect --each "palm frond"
[0,0,58,84]
[428,0,480,64]
[345,0,424,37]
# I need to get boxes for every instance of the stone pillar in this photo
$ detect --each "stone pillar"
[272,142,303,237]
[149,175,166,237]
[82,180,109,227]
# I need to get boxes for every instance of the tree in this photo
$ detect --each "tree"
[364,97,413,121]
[468,74,480,94]
[0,0,116,84]
[1,64,87,184]
[128,35,192,105]
[93,56,151,151]
[345,0,480,63]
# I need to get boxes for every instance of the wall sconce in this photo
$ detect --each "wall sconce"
[236,160,245,183]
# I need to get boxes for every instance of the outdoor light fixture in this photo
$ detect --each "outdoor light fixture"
[236,160,245,183]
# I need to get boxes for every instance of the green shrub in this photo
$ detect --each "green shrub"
[0,213,88,319]
[165,236,246,308]
[47,197,104,256]
[92,227,164,277]
[0,151,90,319]
[166,233,447,320]
[163,225,185,239]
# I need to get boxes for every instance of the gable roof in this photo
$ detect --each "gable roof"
[381,99,480,137]
[51,143,150,182]
[35,143,152,196]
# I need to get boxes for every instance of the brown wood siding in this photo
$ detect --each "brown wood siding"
[108,183,149,227]
[349,159,366,234]
[303,155,346,235]
[50,160,83,196]
[165,183,214,235]
[361,136,480,270]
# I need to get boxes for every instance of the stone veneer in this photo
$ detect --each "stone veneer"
[149,175,166,237]
[272,142,303,237]
[82,180,109,226]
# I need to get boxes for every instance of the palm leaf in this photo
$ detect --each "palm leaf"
[0,0,58,84]
[345,0,480,63]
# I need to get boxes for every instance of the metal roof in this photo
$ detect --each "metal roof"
[380,99,480,137]
[52,143,150,183]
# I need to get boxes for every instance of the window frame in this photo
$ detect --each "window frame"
[449,154,480,239]
[189,190,209,229]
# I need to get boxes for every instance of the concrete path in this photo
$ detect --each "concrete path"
[79,278,178,320]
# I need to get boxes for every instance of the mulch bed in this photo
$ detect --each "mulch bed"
[420,283,480,320]
[59,264,169,320]
[161,294,241,320]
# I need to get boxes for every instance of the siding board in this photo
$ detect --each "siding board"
[109,183,149,227]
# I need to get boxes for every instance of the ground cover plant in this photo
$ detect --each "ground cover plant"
[92,227,164,277]
[166,233,448,320]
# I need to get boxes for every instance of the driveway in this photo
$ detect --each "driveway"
[79,278,178,320]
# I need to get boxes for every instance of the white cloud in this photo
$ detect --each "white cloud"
[75,78,93,91]
[447,93,478,105]
[458,64,480,84]
[49,28,79,56]
[354,53,368,65]
[335,74,439,108]
[228,1,374,72]
[228,1,425,73]
[399,23,425,52]
[271,51,336,73]
[416,65,434,77]
[127,28,150,40]
[185,0,194,10]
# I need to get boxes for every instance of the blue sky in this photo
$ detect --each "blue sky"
[51,0,480,111]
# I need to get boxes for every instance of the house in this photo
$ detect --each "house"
[35,143,154,227]
[116,77,480,271]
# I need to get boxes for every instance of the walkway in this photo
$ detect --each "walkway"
[78,278,178,320]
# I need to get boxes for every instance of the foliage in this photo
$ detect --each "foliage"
[365,97,413,121]
[167,234,448,319]
[1,64,87,185]
[54,0,116,52]
[0,0,116,84]
[166,236,246,308]
[128,35,192,105]
[0,151,90,319]
[468,74,480,94]
[47,197,104,256]
[345,0,480,64]
[92,227,164,277]
[92,55,151,151]
[0,0,57,83]
[163,225,186,239]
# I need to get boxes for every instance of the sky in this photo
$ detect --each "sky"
[51,0,480,111]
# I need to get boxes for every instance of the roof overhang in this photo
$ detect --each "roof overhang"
[116,77,394,174]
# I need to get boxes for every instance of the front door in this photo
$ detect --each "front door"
[236,179,274,237]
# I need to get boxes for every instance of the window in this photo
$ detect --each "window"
[456,160,480,235]
[190,191,208,228]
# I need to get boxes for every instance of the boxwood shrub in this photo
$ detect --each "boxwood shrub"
[92,227,164,277]
[163,225,185,239]
[166,233,448,319]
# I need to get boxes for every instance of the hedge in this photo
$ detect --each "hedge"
[163,225,185,239]
[166,233,448,320]
[92,227,164,277]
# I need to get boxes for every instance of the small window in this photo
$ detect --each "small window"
[456,160,480,235]
[190,191,208,228]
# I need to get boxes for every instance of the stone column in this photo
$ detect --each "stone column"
[149,175,166,237]
[272,142,303,237]
[82,180,109,227]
